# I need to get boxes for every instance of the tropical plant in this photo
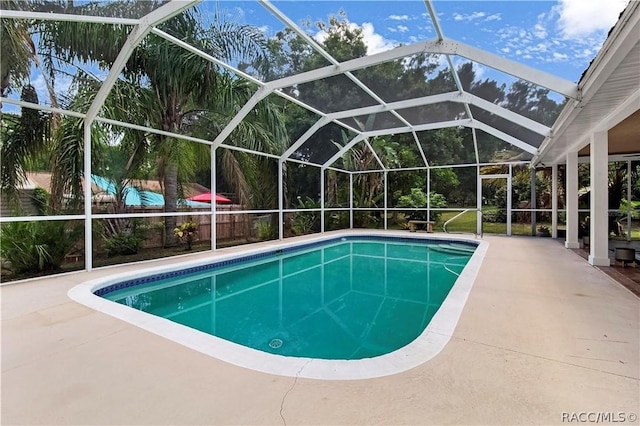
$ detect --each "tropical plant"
[174,219,198,250]
[291,196,321,235]
[397,188,447,223]
[537,225,551,236]
[31,186,50,215]
[0,1,34,98]
[0,86,50,208]
[397,188,428,212]
[103,231,145,257]
[0,220,83,274]
[16,3,286,248]
[256,219,274,240]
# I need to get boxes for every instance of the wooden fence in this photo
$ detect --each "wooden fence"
[125,205,255,248]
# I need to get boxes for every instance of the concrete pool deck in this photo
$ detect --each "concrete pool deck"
[2,232,639,425]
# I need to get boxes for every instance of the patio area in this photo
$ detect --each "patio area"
[2,233,638,425]
[573,240,640,298]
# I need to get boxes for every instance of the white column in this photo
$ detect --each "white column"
[565,151,580,249]
[83,122,93,271]
[589,131,610,266]
[530,167,537,235]
[627,160,632,242]
[211,146,216,250]
[383,171,388,230]
[552,164,558,239]
[476,166,482,236]
[320,167,325,233]
[278,160,284,240]
[507,164,512,236]
[426,168,431,221]
[349,173,353,229]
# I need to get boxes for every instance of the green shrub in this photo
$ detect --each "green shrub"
[256,220,273,240]
[326,211,349,231]
[102,218,149,256]
[291,196,321,235]
[0,220,83,273]
[397,188,447,223]
[31,187,50,215]
[104,233,144,257]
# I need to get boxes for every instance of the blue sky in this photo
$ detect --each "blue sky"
[217,0,630,84]
[10,0,630,113]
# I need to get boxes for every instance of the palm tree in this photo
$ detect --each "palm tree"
[0,0,33,99]
[33,5,285,246]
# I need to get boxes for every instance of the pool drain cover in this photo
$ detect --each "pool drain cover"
[269,338,283,349]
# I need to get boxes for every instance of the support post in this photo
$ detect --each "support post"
[589,131,610,266]
[565,151,580,249]
[278,159,284,240]
[477,165,482,236]
[83,122,93,271]
[531,167,537,236]
[349,173,353,229]
[384,171,388,230]
[211,146,217,250]
[320,167,325,233]
[552,164,558,238]
[627,160,632,242]
[507,164,512,236]
[426,168,431,221]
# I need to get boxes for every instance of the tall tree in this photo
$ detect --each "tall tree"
[36,5,285,246]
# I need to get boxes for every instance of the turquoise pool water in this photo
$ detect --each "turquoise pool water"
[100,237,475,360]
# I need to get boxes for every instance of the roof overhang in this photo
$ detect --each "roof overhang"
[532,1,640,166]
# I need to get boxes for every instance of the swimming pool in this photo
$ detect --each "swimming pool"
[69,231,488,380]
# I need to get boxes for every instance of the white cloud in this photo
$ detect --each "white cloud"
[314,29,328,45]
[453,11,502,23]
[556,0,629,38]
[30,70,74,105]
[233,7,245,19]
[474,63,486,80]
[389,14,409,21]
[360,22,396,55]
[552,52,569,61]
[530,43,548,53]
[533,23,547,39]
[315,21,395,56]
[493,0,628,74]
[453,11,486,22]
[450,57,485,81]
[397,25,409,33]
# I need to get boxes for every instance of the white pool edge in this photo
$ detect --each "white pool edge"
[68,230,489,381]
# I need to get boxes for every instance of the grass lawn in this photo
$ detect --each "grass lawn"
[435,210,545,236]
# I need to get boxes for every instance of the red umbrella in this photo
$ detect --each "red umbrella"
[187,191,232,204]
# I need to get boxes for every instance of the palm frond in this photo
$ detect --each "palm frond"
[0,12,34,96]
[0,86,49,206]
[220,149,250,208]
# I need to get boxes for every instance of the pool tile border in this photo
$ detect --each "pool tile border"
[95,236,478,297]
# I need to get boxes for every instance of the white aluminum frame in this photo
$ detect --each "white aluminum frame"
[0,0,592,276]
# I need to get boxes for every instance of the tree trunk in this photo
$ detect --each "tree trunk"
[163,162,179,247]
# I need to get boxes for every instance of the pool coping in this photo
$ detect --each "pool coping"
[68,230,489,380]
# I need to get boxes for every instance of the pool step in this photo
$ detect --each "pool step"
[428,243,476,256]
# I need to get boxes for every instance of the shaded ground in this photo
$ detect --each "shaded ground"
[572,243,640,298]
